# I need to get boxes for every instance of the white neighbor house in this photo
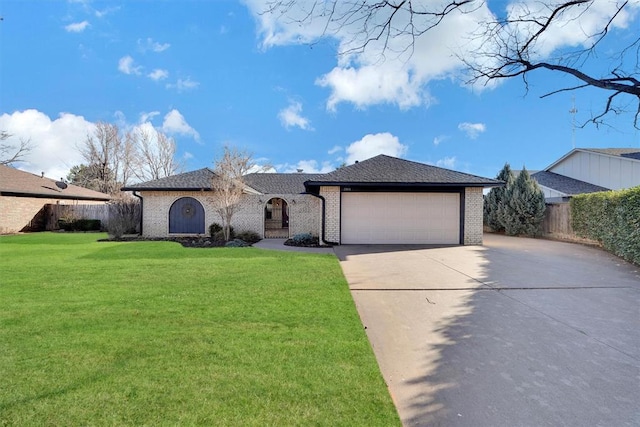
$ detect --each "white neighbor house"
[532,148,640,202]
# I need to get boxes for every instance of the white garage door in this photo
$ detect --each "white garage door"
[341,192,460,244]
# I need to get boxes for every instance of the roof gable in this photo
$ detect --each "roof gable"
[0,165,111,200]
[546,148,640,170]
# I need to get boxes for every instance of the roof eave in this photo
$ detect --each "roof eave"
[1,190,111,201]
[120,187,213,192]
[304,181,503,188]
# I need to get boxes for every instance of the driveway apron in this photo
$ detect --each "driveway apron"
[334,234,640,427]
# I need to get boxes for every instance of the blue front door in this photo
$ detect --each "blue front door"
[169,197,205,234]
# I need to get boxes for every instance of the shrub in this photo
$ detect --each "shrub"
[209,223,234,239]
[107,199,141,238]
[285,233,319,247]
[225,239,249,247]
[498,168,546,237]
[234,230,261,244]
[484,163,515,232]
[209,223,222,236]
[58,218,102,232]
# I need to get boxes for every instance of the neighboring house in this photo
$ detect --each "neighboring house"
[532,148,640,201]
[0,164,112,234]
[122,155,501,245]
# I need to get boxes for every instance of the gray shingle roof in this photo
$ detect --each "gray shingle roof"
[305,155,502,187]
[244,173,323,194]
[582,148,640,161]
[1,164,111,200]
[532,171,610,196]
[121,168,216,191]
[122,155,502,193]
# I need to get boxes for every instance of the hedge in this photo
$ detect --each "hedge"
[571,186,640,265]
[58,219,102,232]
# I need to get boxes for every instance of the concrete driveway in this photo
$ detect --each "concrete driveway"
[334,234,640,427]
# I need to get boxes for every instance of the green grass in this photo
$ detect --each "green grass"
[0,233,399,426]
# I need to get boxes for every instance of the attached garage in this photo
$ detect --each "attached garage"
[341,192,460,244]
[304,155,502,246]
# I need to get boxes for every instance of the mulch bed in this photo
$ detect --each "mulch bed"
[100,236,228,248]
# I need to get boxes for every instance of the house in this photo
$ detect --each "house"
[532,148,640,201]
[121,155,502,245]
[0,164,112,234]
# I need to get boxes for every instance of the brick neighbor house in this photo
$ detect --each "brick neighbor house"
[121,155,501,245]
[0,164,111,234]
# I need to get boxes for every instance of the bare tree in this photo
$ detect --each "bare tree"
[79,122,134,195]
[128,128,183,182]
[465,0,640,127]
[1,130,32,166]
[261,1,640,127]
[210,146,262,241]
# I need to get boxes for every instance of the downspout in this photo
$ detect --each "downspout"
[307,192,340,246]
[132,191,143,236]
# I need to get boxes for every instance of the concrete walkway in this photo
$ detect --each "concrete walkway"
[334,234,640,426]
[253,238,334,254]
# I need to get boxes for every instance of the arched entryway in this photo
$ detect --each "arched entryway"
[264,198,289,238]
[169,197,205,234]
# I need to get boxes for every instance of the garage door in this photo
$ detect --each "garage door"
[341,192,460,244]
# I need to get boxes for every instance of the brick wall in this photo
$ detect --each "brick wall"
[139,191,321,238]
[464,187,483,245]
[0,195,107,234]
[320,186,340,243]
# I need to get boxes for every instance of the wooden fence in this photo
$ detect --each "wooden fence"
[542,202,572,236]
[541,202,599,245]
[45,203,110,231]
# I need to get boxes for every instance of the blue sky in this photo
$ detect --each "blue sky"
[1,0,639,182]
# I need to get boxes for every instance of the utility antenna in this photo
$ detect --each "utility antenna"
[569,97,578,149]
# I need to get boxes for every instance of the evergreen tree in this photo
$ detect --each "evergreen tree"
[499,167,546,236]
[483,163,514,232]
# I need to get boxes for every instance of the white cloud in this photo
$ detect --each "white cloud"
[148,69,169,81]
[346,132,408,164]
[436,156,457,169]
[246,1,491,110]
[95,6,120,18]
[183,152,194,160]
[278,101,313,130]
[246,1,640,110]
[139,111,160,124]
[283,160,334,174]
[458,122,486,139]
[317,64,428,111]
[137,38,171,53]
[118,55,142,75]
[328,145,342,155]
[166,77,200,92]
[0,109,95,180]
[64,21,90,33]
[433,135,449,146]
[161,109,200,142]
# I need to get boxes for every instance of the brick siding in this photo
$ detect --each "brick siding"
[139,191,321,238]
[464,187,483,245]
[319,186,340,243]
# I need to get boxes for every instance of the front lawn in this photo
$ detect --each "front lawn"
[0,233,399,426]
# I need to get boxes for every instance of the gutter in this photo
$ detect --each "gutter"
[307,192,340,246]
[131,191,143,235]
